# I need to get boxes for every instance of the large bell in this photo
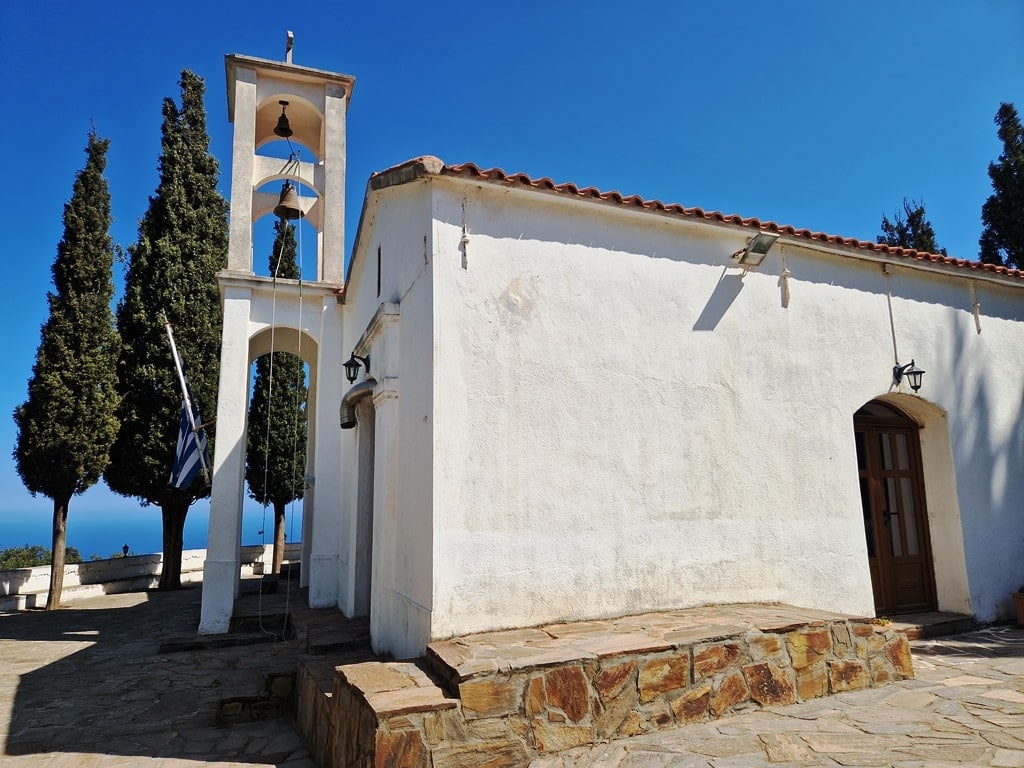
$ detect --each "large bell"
[274,100,293,138]
[273,181,303,220]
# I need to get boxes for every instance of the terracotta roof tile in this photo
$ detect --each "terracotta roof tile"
[437,161,1022,282]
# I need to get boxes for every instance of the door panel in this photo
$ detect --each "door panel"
[854,403,935,615]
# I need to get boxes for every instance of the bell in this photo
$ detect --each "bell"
[274,100,293,138]
[273,181,303,220]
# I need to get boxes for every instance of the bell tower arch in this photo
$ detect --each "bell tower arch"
[199,49,355,634]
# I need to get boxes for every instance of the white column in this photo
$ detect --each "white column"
[369,382,399,654]
[352,397,376,616]
[320,84,347,284]
[306,298,345,607]
[226,67,256,273]
[199,287,251,634]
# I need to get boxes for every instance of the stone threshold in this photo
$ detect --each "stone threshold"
[886,611,977,640]
[299,603,914,768]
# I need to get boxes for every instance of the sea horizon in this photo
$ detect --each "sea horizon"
[0,504,302,561]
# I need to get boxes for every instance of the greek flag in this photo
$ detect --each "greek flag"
[169,399,209,489]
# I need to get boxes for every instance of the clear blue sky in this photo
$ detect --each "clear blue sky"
[1,2,1022,543]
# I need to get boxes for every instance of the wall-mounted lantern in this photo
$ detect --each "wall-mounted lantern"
[893,359,925,392]
[344,352,370,384]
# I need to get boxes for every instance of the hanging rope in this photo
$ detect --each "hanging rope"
[255,221,282,638]
[255,145,308,638]
[282,196,306,625]
[883,264,899,366]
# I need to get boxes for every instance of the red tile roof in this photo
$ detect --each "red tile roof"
[368,157,1022,282]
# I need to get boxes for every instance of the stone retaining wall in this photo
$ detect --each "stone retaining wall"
[0,543,301,610]
[307,606,913,768]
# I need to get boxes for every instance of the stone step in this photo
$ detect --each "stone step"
[216,668,296,724]
[887,612,978,640]
[306,617,371,655]
[319,603,916,768]
[216,693,287,724]
[228,611,294,639]
[159,630,288,653]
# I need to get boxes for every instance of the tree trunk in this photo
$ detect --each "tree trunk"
[158,499,189,590]
[272,501,286,575]
[45,496,71,610]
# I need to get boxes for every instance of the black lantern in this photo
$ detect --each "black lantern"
[893,359,925,393]
[344,353,370,384]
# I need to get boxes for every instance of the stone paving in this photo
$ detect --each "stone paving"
[0,584,1021,768]
[0,585,312,768]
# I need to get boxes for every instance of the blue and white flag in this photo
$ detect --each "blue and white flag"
[169,398,210,489]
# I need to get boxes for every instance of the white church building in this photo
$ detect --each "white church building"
[199,52,1024,660]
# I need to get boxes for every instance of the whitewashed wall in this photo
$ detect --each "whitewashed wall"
[341,179,435,658]
[426,178,1023,641]
[346,173,1024,656]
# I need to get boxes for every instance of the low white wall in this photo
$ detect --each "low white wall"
[0,543,300,611]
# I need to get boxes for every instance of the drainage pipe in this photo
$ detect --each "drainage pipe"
[340,378,376,429]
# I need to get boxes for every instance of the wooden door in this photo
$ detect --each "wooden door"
[854,402,936,615]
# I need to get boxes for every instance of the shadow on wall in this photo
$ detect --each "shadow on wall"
[940,304,1024,619]
[0,587,293,762]
[693,269,745,331]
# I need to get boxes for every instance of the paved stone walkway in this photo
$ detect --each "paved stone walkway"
[0,586,312,767]
[0,585,1021,767]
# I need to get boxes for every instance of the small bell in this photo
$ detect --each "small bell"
[274,181,303,220]
[274,100,293,138]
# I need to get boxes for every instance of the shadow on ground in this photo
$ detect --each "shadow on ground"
[912,624,1024,659]
[0,586,307,764]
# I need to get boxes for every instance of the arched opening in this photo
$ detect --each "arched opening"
[245,326,317,577]
[854,399,937,614]
[242,350,309,574]
[251,203,321,283]
[251,122,324,282]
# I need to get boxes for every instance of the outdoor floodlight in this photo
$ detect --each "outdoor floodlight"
[732,231,780,267]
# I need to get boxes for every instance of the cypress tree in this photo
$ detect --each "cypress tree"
[105,71,228,589]
[979,102,1024,270]
[245,220,307,574]
[13,131,121,609]
[878,198,946,255]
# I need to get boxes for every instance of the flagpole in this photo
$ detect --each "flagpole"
[164,317,211,484]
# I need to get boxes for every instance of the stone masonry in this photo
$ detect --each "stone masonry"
[296,603,914,768]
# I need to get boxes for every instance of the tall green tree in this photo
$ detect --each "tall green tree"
[13,131,121,609]
[245,221,307,574]
[878,198,946,255]
[106,71,228,589]
[979,102,1023,270]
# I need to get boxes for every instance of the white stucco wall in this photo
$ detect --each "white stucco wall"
[340,180,435,658]
[344,172,1024,656]
[422,179,1024,638]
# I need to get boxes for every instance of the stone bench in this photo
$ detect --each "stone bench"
[306,603,914,768]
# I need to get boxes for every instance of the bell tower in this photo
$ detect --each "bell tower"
[200,41,355,633]
[223,43,353,282]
